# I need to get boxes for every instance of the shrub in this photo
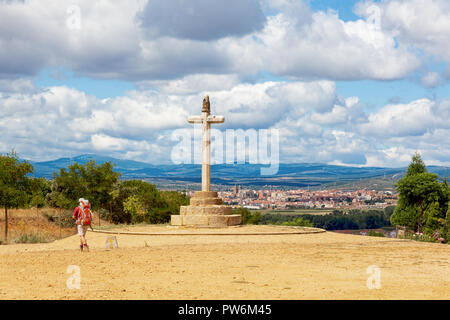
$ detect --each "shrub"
[109,180,189,224]
[13,232,49,244]
[43,209,74,228]
[123,195,146,223]
[260,209,392,230]
[368,230,385,237]
[282,217,314,227]
[233,207,261,225]
[98,208,111,221]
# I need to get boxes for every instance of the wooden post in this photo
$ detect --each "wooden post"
[36,207,39,235]
[59,208,62,239]
[4,205,8,243]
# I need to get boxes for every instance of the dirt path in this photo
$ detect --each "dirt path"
[0,225,448,300]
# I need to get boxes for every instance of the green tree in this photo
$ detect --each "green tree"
[0,151,34,242]
[405,152,427,176]
[83,160,120,211]
[28,178,51,209]
[109,180,187,224]
[391,153,449,234]
[49,160,120,211]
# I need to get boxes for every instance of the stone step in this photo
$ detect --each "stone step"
[180,205,233,216]
[189,197,224,206]
[193,191,219,198]
[171,214,242,227]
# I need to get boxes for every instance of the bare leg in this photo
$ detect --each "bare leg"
[82,229,89,251]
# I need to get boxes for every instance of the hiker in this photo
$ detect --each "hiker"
[73,198,93,252]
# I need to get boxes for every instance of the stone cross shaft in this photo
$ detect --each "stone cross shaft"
[188,95,224,192]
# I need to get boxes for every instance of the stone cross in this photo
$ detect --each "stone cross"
[188,95,224,192]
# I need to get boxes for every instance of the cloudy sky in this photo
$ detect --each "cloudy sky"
[0,0,449,167]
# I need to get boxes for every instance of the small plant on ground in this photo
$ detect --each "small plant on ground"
[368,230,385,237]
[43,209,74,227]
[13,232,49,244]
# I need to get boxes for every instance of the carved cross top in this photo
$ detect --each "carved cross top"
[188,114,225,124]
[188,96,224,124]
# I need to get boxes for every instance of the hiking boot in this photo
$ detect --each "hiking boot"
[83,244,89,252]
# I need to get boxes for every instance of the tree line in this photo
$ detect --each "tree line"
[258,208,394,230]
[0,151,189,241]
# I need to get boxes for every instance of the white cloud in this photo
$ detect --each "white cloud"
[0,78,35,93]
[138,0,266,41]
[356,0,450,86]
[373,0,450,62]
[1,80,448,167]
[0,0,425,81]
[137,74,241,95]
[253,10,420,80]
[358,99,437,138]
[420,72,443,88]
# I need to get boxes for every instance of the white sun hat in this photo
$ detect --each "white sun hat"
[79,198,89,206]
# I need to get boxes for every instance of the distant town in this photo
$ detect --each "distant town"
[183,185,398,211]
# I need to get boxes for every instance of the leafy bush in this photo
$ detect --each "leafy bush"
[282,217,313,227]
[123,195,146,223]
[98,208,111,221]
[233,208,261,225]
[368,230,385,237]
[110,180,190,224]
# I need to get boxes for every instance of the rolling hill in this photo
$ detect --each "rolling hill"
[27,154,449,189]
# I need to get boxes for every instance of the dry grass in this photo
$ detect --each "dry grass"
[0,208,112,244]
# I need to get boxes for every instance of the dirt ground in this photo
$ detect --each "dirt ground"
[0,225,448,300]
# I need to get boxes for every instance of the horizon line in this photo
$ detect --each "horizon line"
[16,153,450,170]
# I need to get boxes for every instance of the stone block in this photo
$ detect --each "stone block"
[184,205,233,216]
[182,215,210,226]
[190,197,223,206]
[171,215,183,226]
[208,215,228,227]
[193,191,218,199]
[226,215,242,226]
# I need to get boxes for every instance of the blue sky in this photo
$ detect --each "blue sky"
[310,0,364,20]
[34,68,135,99]
[1,0,450,168]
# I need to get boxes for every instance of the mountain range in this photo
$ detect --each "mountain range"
[27,154,449,189]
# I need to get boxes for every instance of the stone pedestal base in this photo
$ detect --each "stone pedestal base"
[171,191,241,227]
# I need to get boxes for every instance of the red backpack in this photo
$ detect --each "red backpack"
[79,202,92,226]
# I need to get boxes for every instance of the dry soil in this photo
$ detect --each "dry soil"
[0,225,448,300]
